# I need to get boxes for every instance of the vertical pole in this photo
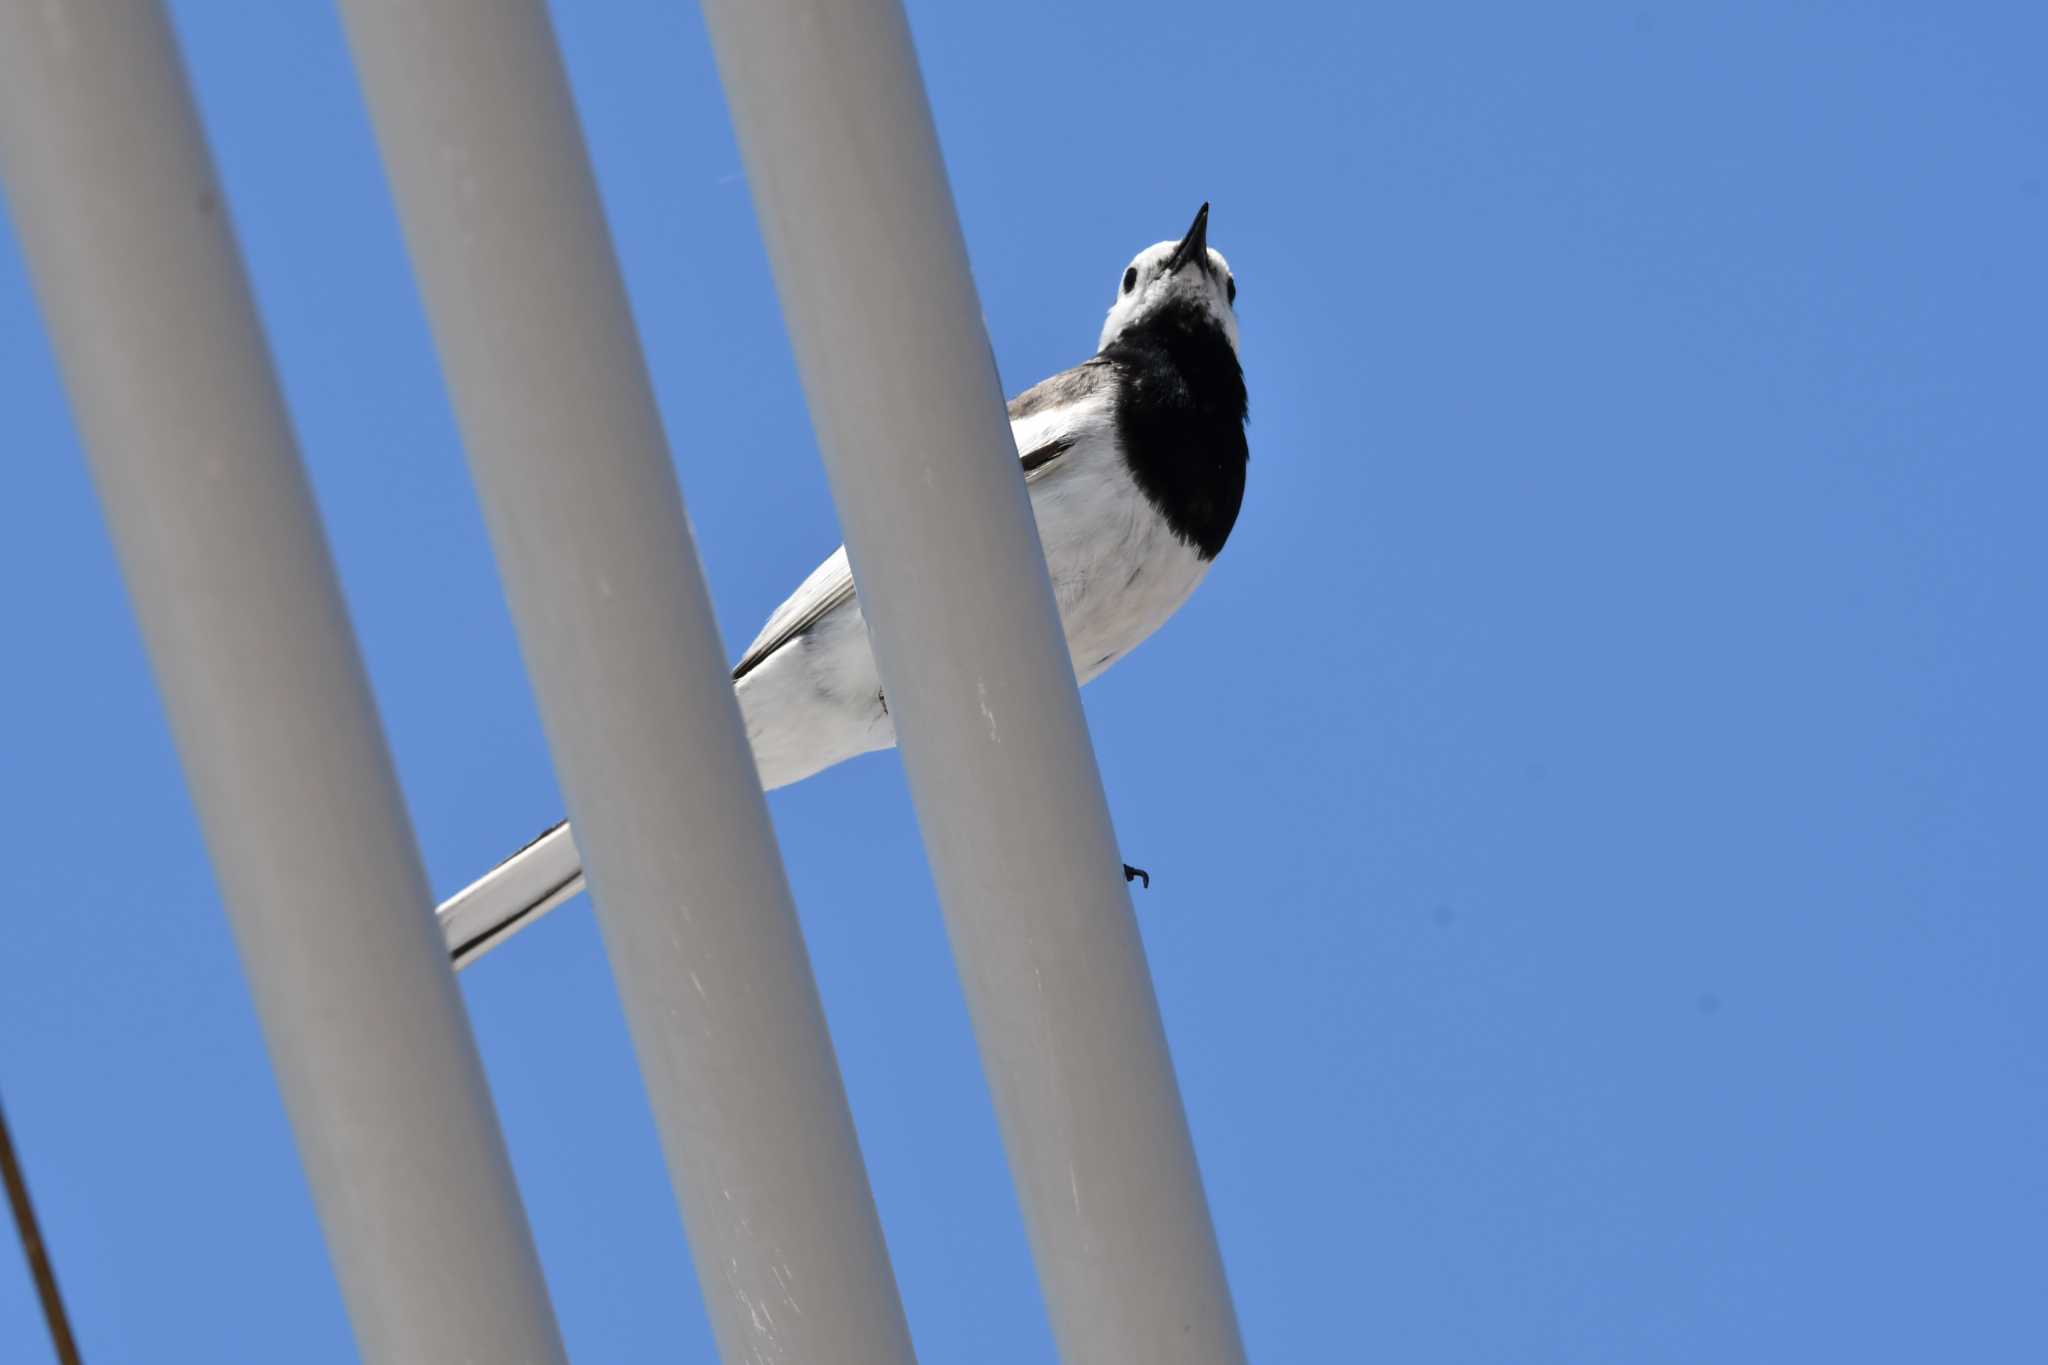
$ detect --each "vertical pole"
[695,2,1248,1361]
[0,5,568,1362]
[332,3,918,1362]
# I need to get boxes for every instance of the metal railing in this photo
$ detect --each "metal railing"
[1,0,1244,1359]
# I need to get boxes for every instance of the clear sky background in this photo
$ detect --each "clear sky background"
[3,1,2043,1361]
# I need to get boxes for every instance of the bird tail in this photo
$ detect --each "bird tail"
[438,821,586,971]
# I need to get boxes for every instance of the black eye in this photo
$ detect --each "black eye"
[1226,275,1236,304]
[1122,266,1138,295]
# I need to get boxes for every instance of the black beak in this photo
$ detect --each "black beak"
[1167,202,1210,272]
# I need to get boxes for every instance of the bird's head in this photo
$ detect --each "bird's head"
[1097,203,1238,353]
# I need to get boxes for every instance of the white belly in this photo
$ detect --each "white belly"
[733,432,1205,789]
[1033,437,1211,683]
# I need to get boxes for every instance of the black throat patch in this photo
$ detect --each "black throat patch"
[1100,298,1249,561]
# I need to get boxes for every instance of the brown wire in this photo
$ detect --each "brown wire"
[0,1096,82,1365]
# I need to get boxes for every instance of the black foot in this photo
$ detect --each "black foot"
[1123,863,1150,889]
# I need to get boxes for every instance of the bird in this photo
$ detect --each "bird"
[438,203,1248,969]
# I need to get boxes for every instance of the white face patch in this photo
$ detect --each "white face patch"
[1098,240,1239,352]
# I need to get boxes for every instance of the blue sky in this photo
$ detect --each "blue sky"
[3,1,2044,1360]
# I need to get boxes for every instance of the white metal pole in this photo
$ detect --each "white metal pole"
[0,5,567,1361]
[696,2,1248,1360]
[332,4,918,1362]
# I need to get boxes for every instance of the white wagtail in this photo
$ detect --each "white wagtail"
[440,204,1247,968]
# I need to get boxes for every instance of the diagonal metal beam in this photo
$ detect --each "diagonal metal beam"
[696,1,1249,1359]
[0,4,567,1360]
[332,2,918,1361]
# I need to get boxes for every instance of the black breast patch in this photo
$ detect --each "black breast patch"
[1100,300,1248,561]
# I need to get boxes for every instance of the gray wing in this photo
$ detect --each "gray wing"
[731,360,1108,681]
[1006,357,1112,422]
[733,546,858,681]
